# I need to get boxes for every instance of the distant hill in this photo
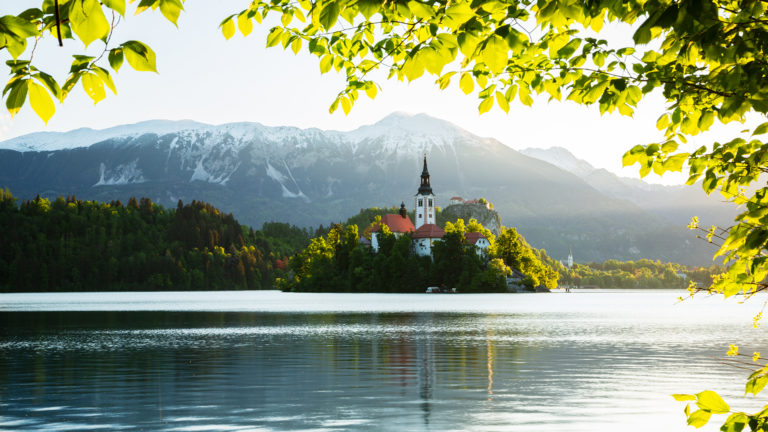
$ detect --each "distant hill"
[521,146,737,228]
[0,113,720,265]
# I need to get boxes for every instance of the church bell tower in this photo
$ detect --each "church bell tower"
[414,154,436,229]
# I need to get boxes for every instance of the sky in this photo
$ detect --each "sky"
[0,2,758,184]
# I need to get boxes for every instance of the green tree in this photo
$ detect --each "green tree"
[5,0,768,426]
[0,1,180,122]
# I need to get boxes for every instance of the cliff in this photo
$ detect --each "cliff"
[440,203,502,235]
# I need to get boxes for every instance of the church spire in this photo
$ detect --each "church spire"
[418,154,433,195]
[414,154,436,229]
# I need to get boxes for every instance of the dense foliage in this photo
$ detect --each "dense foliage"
[560,259,725,289]
[279,215,558,292]
[0,188,309,292]
[5,0,768,427]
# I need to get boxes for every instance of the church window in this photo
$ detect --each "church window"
[428,199,432,206]
[418,214,422,218]
[418,198,423,206]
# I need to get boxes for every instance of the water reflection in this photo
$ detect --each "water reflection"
[1,301,766,431]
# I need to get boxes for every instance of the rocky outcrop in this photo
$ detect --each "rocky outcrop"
[441,203,502,236]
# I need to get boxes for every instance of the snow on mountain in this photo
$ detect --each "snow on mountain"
[1,119,211,152]
[520,146,597,178]
[0,111,727,265]
[0,112,474,156]
[347,112,479,156]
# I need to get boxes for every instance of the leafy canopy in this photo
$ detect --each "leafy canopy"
[0,0,181,123]
[5,0,768,428]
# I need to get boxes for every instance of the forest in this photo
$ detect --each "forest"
[559,259,724,289]
[0,189,723,293]
[278,217,560,293]
[0,188,310,292]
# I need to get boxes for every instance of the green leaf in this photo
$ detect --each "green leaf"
[478,96,493,114]
[365,83,377,99]
[557,38,581,58]
[319,1,340,30]
[108,48,124,72]
[695,390,730,414]
[720,413,748,432]
[407,1,434,19]
[5,78,28,117]
[32,72,62,102]
[702,171,719,194]
[496,91,509,113]
[81,72,106,104]
[672,394,696,401]
[91,67,116,94]
[159,0,184,26]
[0,15,40,59]
[28,81,55,124]
[68,0,110,47]
[319,54,333,73]
[445,2,473,27]
[402,52,426,81]
[339,95,351,115]
[662,153,689,172]
[291,37,302,55]
[746,375,768,396]
[753,122,768,136]
[698,111,715,131]
[518,85,533,106]
[459,72,473,94]
[237,13,253,37]
[220,17,235,40]
[121,40,157,73]
[457,32,479,58]
[357,0,380,19]
[482,35,508,74]
[101,0,126,16]
[686,409,712,428]
[266,27,283,48]
[656,114,670,130]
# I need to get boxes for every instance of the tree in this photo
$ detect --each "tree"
[0,1,180,123]
[5,0,768,427]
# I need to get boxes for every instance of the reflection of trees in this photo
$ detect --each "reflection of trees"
[2,310,543,429]
[417,329,434,425]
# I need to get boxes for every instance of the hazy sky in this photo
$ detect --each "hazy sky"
[0,2,757,184]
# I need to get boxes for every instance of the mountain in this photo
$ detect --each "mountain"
[0,113,715,265]
[520,146,737,228]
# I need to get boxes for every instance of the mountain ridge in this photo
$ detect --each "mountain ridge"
[0,113,717,265]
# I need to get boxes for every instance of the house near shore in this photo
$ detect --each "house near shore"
[371,204,414,251]
[371,155,490,257]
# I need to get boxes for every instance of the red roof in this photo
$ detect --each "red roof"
[450,196,464,201]
[413,223,446,239]
[464,232,488,245]
[372,214,415,234]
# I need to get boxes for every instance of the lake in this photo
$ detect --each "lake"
[1,290,766,431]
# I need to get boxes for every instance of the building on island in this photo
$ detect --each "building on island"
[371,155,490,258]
[450,196,464,205]
[371,202,414,252]
[413,223,446,257]
[560,248,574,269]
[464,232,491,256]
[414,155,436,229]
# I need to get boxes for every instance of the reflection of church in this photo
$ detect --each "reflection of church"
[371,156,489,257]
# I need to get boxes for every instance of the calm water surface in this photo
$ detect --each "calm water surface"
[1,290,766,431]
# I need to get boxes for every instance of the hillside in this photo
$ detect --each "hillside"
[521,146,737,228]
[0,113,716,265]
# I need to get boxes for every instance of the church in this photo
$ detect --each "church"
[370,156,489,257]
